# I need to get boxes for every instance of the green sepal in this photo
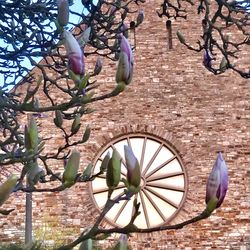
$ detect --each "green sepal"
[81,163,93,181]
[112,82,126,96]
[205,197,218,214]
[106,149,121,189]
[79,74,90,92]
[63,150,80,187]
[100,152,110,173]
[0,175,18,207]
[82,125,91,143]
[127,185,140,194]
[54,110,63,128]
[71,114,81,134]
[81,92,95,103]
[25,116,39,152]
[176,30,185,44]
[219,56,228,72]
[68,69,81,84]
[26,160,45,187]
[24,125,31,150]
[121,178,140,194]
[29,116,39,150]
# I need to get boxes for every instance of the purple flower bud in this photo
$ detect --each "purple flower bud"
[63,30,85,75]
[136,10,145,25]
[203,49,213,68]
[206,152,228,209]
[57,0,69,26]
[115,34,134,85]
[124,145,141,188]
[121,24,128,38]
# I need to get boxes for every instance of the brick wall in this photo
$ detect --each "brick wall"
[0,0,250,249]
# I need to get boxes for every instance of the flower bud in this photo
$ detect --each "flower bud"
[93,57,102,76]
[203,49,213,68]
[77,26,91,47]
[205,152,228,212]
[63,30,85,75]
[124,146,141,189]
[27,161,45,186]
[81,163,93,181]
[121,24,128,38]
[106,149,121,189]
[116,34,133,85]
[54,110,63,128]
[219,56,228,72]
[100,152,110,173]
[57,0,69,26]
[24,116,39,152]
[0,175,18,207]
[71,114,81,134]
[176,30,185,44]
[63,150,80,187]
[82,124,91,142]
[136,10,144,26]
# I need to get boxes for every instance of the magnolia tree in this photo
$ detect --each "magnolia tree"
[0,0,238,249]
[161,0,250,78]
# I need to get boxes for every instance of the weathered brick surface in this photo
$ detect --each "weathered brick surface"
[1,1,250,249]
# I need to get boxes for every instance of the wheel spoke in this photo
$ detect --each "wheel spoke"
[140,137,147,171]
[142,143,163,176]
[147,171,184,182]
[145,155,176,179]
[145,186,178,209]
[142,189,167,222]
[93,183,125,195]
[139,191,150,228]
[146,182,185,192]
[113,198,130,223]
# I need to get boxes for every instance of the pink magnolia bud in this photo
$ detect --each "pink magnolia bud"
[136,10,145,26]
[206,152,228,211]
[121,24,128,38]
[124,145,141,188]
[57,0,69,26]
[63,30,85,75]
[203,49,213,68]
[115,34,134,85]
